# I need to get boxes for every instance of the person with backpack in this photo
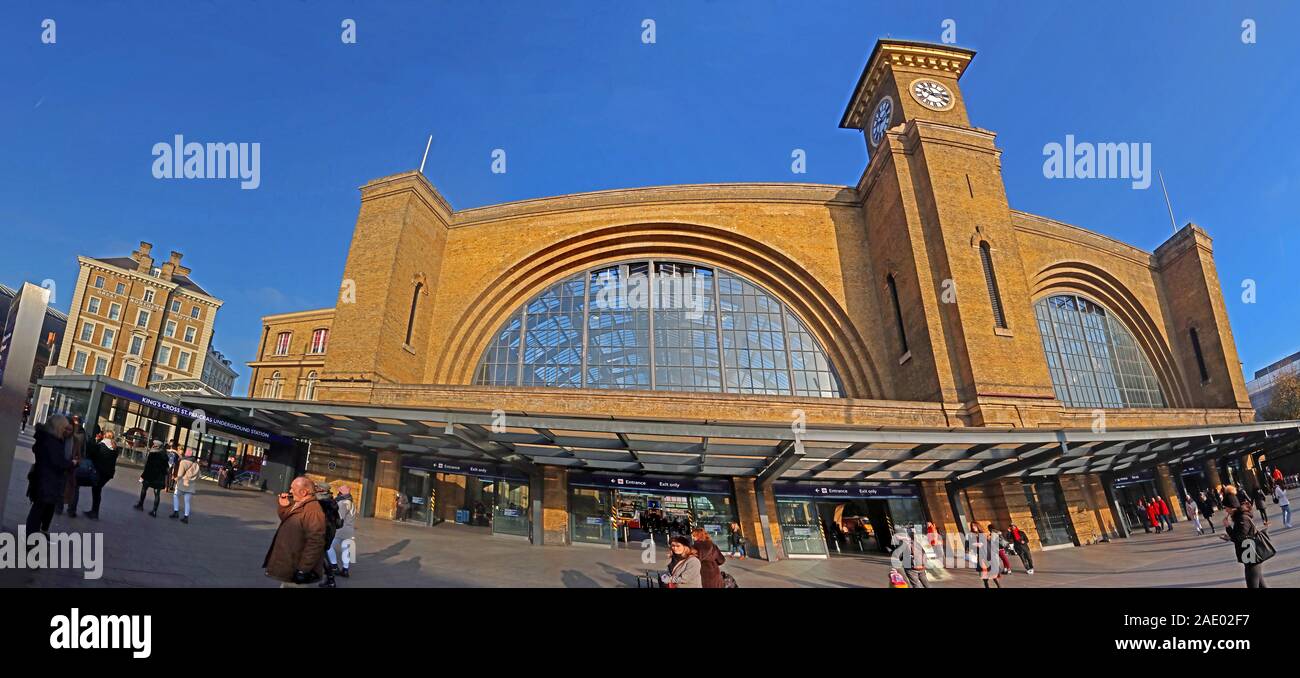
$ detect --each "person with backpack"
[1006,523,1034,574]
[317,483,344,588]
[170,449,200,523]
[690,528,726,589]
[134,440,169,517]
[325,485,357,580]
[1251,486,1270,526]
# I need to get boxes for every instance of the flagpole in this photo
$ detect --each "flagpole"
[418,135,433,175]
[1158,170,1178,234]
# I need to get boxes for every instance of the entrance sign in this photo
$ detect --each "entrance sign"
[569,471,732,494]
[772,481,920,499]
[101,384,292,445]
[0,283,52,527]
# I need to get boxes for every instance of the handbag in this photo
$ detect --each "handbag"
[1236,530,1276,565]
[721,571,739,589]
[75,458,100,487]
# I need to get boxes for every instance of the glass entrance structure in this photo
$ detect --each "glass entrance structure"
[1022,480,1076,547]
[475,259,842,397]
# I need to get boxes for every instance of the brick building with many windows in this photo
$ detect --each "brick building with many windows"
[56,242,225,390]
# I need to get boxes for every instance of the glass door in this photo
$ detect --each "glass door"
[689,494,735,545]
[570,488,614,544]
[401,469,433,525]
[777,499,828,556]
[1023,480,1076,547]
[493,479,531,537]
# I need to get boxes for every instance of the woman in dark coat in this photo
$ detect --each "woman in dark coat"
[134,441,170,517]
[1229,501,1268,588]
[690,528,727,588]
[26,415,73,534]
[84,430,119,519]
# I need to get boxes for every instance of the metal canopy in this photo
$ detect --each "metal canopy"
[172,393,1300,486]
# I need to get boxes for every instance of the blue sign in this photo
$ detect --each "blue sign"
[569,471,733,495]
[401,456,527,480]
[1112,469,1156,487]
[772,481,920,499]
[104,385,293,445]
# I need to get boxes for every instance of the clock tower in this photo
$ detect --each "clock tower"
[842,39,1059,425]
[840,40,975,153]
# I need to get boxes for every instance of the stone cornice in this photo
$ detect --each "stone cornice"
[1010,211,1157,269]
[840,40,976,130]
[260,307,336,324]
[450,182,860,228]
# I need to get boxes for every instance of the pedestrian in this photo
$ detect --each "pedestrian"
[1251,487,1270,526]
[81,430,119,520]
[57,414,87,516]
[326,485,357,579]
[1145,498,1163,533]
[1228,500,1271,588]
[690,528,726,589]
[1272,467,1284,487]
[394,491,408,521]
[1273,483,1291,529]
[1157,496,1173,531]
[1197,491,1215,534]
[726,521,746,559]
[1006,523,1034,574]
[264,476,328,587]
[896,531,930,588]
[170,448,200,523]
[1223,484,1241,510]
[25,415,73,535]
[988,524,1013,574]
[134,440,169,517]
[21,401,31,431]
[975,523,1001,589]
[1136,499,1152,533]
[659,536,702,588]
[165,443,179,493]
[1184,492,1204,535]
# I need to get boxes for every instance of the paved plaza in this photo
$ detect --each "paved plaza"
[3,433,1298,588]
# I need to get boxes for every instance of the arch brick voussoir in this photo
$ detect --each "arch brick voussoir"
[1029,261,1192,408]
[434,222,883,399]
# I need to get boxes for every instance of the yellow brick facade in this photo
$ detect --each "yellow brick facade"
[251,40,1255,554]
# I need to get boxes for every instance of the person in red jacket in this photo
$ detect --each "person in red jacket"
[1157,497,1173,531]
[1146,499,1162,533]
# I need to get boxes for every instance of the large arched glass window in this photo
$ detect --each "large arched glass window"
[475,260,842,397]
[1033,295,1165,408]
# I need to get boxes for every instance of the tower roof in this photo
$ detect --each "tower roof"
[839,39,976,129]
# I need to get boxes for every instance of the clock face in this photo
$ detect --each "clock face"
[910,78,954,111]
[869,96,894,147]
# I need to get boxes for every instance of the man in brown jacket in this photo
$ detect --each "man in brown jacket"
[264,476,327,587]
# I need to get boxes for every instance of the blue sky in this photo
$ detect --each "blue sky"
[2,1,1297,394]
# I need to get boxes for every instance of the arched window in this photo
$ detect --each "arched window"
[474,259,842,397]
[265,371,283,399]
[302,371,319,401]
[886,274,908,355]
[405,283,423,346]
[1033,295,1165,408]
[979,242,1007,329]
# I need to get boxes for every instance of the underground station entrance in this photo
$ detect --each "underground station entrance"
[35,373,1300,560]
